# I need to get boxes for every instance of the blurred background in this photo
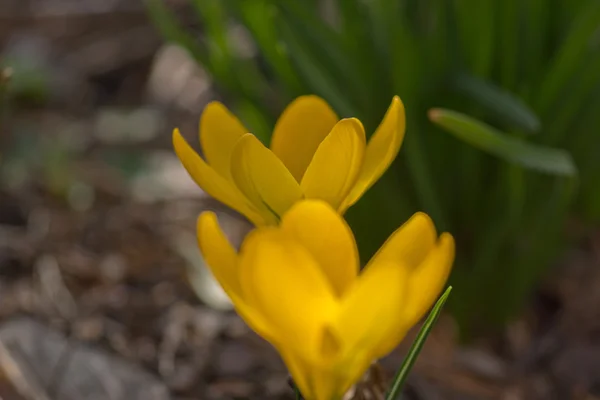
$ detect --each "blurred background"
[1,0,600,399]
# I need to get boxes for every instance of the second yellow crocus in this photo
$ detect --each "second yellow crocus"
[173,95,405,226]
[197,200,454,400]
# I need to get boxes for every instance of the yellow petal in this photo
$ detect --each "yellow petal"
[196,211,243,296]
[278,349,342,400]
[173,129,264,226]
[231,134,303,221]
[196,212,274,341]
[199,101,248,181]
[270,95,339,182]
[367,212,437,270]
[371,233,454,357]
[278,350,314,400]
[335,261,409,361]
[300,118,366,210]
[238,229,338,360]
[404,233,455,326]
[340,96,406,212]
[309,362,342,400]
[281,200,359,297]
[336,357,376,400]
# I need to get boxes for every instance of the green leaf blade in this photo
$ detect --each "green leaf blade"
[535,1,600,116]
[452,73,541,133]
[233,0,303,96]
[275,18,359,117]
[429,109,577,177]
[144,0,210,67]
[453,0,495,77]
[385,286,453,400]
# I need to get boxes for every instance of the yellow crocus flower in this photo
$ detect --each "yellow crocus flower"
[174,95,405,226]
[197,199,454,400]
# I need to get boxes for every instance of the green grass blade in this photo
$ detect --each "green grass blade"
[381,2,444,231]
[459,164,525,330]
[452,0,495,77]
[452,73,541,133]
[429,108,577,177]
[545,51,600,144]
[385,286,453,400]
[570,91,600,220]
[276,18,359,117]
[145,0,261,99]
[336,0,388,122]
[363,0,395,70]
[522,0,548,93]
[190,0,230,60]
[277,1,368,113]
[233,0,303,96]
[535,0,600,116]
[498,0,519,90]
[363,0,423,111]
[190,0,270,104]
[390,11,422,103]
[144,0,210,66]
[233,99,273,144]
[403,123,447,230]
[188,0,238,89]
[420,0,452,85]
[505,177,576,318]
